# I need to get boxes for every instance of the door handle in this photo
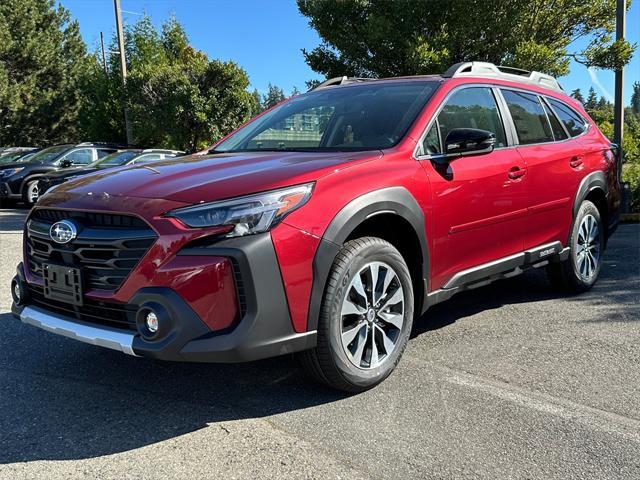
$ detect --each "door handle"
[508,166,526,180]
[570,156,583,168]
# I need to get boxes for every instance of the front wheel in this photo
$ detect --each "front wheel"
[301,237,414,392]
[22,179,40,206]
[547,200,604,292]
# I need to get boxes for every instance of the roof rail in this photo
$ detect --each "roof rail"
[442,61,564,93]
[311,76,377,91]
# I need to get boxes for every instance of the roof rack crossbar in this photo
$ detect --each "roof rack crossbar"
[311,76,377,91]
[442,61,563,93]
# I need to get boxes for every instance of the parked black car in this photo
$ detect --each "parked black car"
[0,143,123,206]
[37,148,184,199]
[0,148,39,165]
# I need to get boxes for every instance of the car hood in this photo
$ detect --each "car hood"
[50,151,379,204]
[0,161,38,170]
[43,166,97,180]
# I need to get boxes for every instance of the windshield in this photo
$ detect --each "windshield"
[214,81,439,153]
[90,150,140,168]
[0,152,32,164]
[25,145,69,163]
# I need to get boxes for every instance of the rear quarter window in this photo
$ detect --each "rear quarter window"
[547,98,588,137]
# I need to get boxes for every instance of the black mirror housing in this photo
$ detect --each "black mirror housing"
[60,158,73,168]
[444,128,496,158]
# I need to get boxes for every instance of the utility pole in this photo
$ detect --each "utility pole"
[613,0,625,184]
[100,32,108,74]
[114,0,133,145]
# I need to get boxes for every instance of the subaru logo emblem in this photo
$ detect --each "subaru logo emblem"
[49,220,78,244]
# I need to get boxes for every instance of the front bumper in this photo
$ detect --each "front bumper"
[0,181,20,199]
[18,305,137,355]
[12,233,317,362]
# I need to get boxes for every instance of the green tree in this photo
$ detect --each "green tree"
[571,88,585,104]
[0,0,91,146]
[250,89,263,115]
[262,83,287,110]
[297,0,636,79]
[82,15,256,151]
[596,96,610,109]
[585,87,599,110]
[631,81,640,115]
[584,98,640,211]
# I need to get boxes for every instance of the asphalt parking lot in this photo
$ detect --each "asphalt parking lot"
[0,207,639,480]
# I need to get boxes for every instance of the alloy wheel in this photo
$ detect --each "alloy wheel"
[27,181,39,204]
[340,261,405,369]
[575,213,600,280]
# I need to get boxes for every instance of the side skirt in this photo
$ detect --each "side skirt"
[425,242,570,308]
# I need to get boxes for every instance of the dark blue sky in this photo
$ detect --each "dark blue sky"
[61,0,638,103]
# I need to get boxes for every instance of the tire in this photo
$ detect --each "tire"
[547,200,604,293]
[301,237,414,392]
[22,179,39,206]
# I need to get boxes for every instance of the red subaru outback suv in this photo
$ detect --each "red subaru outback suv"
[11,62,620,392]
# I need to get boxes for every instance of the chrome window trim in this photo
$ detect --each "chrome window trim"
[413,83,591,160]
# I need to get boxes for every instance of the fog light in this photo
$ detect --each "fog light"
[145,311,159,333]
[13,282,21,303]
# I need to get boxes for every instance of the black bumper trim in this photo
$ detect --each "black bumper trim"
[177,233,317,362]
[13,232,317,363]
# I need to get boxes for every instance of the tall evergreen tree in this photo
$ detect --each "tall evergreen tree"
[631,82,640,115]
[262,84,287,110]
[571,88,585,104]
[596,96,610,109]
[0,0,91,146]
[585,87,599,110]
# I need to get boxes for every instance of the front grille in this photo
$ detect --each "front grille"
[27,284,137,331]
[26,209,157,291]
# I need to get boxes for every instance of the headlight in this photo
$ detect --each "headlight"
[1,167,24,177]
[167,183,314,236]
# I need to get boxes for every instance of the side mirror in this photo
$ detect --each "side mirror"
[443,128,496,159]
[60,158,73,168]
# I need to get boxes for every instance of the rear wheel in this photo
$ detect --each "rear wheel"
[547,200,604,292]
[301,237,414,392]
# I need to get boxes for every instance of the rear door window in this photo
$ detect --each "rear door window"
[547,98,588,137]
[97,149,116,158]
[437,87,507,148]
[501,90,554,145]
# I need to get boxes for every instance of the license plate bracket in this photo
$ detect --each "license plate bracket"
[43,263,83,306]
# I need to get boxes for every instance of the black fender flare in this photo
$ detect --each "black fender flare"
[572,171,608,218]
[307,186,429,331]
[19,173,49,196]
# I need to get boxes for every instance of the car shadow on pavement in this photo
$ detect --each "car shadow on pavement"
[0,272,566,465]
[0,226,637,464]
[0,208,28,232]
[411,268,561,336]
[0,310,348,463]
